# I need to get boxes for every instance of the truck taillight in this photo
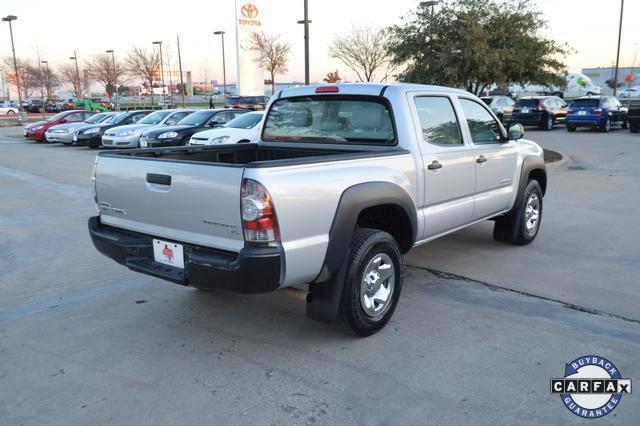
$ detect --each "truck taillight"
[91,157,99,211]
[241,178,279,244]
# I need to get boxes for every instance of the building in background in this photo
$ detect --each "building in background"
[582,67,640,95]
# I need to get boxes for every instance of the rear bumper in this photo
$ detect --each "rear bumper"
[566,116,605,127]
[511,113,544,126]
[88,216,282,294]
[75,134,102,147]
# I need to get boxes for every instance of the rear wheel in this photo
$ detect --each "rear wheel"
[622,117,628,129]
[493,180,543,245]
[601,117,611,133]
[336,228,403,337]
[631,122,639,133]
[7,110,15,115]
[544,115,554,131]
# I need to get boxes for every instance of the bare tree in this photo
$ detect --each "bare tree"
[252,32,292,95]
[85,53,126,101]
[3,57,38,100]
[323,70,342,83]
[328,27,394,82]
[31,65,61,99]
[126,46,159,97]
[59,63,83,97]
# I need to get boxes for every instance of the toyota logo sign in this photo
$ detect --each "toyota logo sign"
[241,4,258,19]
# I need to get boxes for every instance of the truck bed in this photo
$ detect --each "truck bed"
[98,144,407,168]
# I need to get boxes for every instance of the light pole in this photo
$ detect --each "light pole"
[613,0,625,97]
[41,60,50,102]
[297,0,312,86]
[214,31,227,107]
[106,50,117,110]
[177,35,186,108]
[0,68,6,102]
[153,41,165,107]
[70,52,82,98]
[3,15,22,111]
[420,0,439,15]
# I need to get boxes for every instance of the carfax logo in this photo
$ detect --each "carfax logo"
[551,355,632,419]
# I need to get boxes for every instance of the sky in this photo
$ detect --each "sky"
[1,0,639,87]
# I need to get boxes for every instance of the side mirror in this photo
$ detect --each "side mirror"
[508,123,525,141]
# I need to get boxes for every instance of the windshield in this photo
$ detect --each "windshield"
[262,96,395,144]
[571,99,600,108]
[177,110,213,126]
[138,110,171,124]
[515,99,540,108]
[46,112,69,122]
[225,112,263,129]
[85,113,106,124]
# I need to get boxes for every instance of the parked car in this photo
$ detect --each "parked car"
[225,96,267,110]
[565,96,628,132]
[74,110,152,148]
[139,109,246,148]
[22,99,44,113]
[511,96,568,130]
[617,86,640,99]
[0,101,19,115]
[45,112,116,144]
[101,109,196,148]
[23,110,95,142]
[89,83,547,336]
[189,112,264,146]
[628,99,640,133]
[480,96,515,123]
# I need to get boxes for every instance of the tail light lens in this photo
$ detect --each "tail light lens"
[241,178,279,244]
[538,100,544,111]
[592,109,603,115]
[568,109,576,114]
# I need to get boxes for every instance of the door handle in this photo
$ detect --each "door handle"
[427,160,443,170]
[476,155,488,164]
[146,173,172,185]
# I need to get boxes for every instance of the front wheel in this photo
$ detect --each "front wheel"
[7,110,16,115]
[622,118,628,129]
[493,180,543,245]
[336,228,403,337]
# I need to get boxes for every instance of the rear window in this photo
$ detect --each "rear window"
[515,99,540,108]
[481,97,492,105]
[262,96,395,145]
[571,99,600,108]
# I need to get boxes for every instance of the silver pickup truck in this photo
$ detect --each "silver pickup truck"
[89,83,547,336]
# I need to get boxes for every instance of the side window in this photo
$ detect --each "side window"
[131,113,144,123]
[414,96,462,146]
[227,111,244,121]
[165,112,186,125]
[212,113,227,124]
[66,112,84,122]
[459,98,503,144]
[84,112,95,120]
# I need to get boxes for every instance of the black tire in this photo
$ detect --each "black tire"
[600,118,611,133]
[631,122,639,133]
[336,228,403,337]
[493,180,543,246]
[7,110,15,115]
[544,115,554,131]
[621,117,628,129]
[567,125,577,132]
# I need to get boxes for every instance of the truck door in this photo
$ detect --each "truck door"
[410,95,476,239]
[457,97,518,219]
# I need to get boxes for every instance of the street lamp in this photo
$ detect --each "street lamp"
[3,15,22,110]
[0,68,6,102]
[41,60,50,101]
[297,0,312,86]
[153,41,165,107]
[69,52,82,98]
[106,50,117,109]
[613,0,625,97]
[214,31,227,107]
[420,0,439,15]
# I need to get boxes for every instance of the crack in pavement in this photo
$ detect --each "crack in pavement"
[408,264,640,325]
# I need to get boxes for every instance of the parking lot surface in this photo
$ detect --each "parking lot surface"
[1,126,639,424]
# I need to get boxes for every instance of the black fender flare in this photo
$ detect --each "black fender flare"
[305,181,417,324]
[512,156,546,211]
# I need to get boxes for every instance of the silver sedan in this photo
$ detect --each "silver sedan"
[45,112,116,144]
[101,109,195,148]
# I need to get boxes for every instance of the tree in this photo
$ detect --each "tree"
[59,63,83,97]
[605,78,624,90]
[3,57,38,100]
[323,70,342,83]
[328,27,394,82]
[85,53,126,101]
[31,65,61,99]
[387,0,570,95]
[126,46,159,97]
[252,32,292,95]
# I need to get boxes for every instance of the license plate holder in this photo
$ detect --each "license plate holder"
[153,239,185,269]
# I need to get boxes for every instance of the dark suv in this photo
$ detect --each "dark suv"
[511,96,568,131]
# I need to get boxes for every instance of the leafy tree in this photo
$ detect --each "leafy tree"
[387,0,570,94]
[323,70,342,83]
[252,32,292,95]
[329,27,394,82]
[605,78,624,90]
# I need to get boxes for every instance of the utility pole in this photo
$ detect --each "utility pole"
[41,60,50,101]
[3,15,22,110]
[214,31,227,107]
[613,0,624,97]
[0,68,5,102]
[297,0,312,85]
[70,52,82,98]
[153,41,165,107]
[106,50,117,110]
[166,44,174,107]
[177,35,186,108]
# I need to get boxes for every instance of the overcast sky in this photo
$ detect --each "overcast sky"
[1,0,639,85]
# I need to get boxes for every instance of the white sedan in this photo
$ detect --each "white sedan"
[0,103,19,115]
[618,86,640,99]
[188,111,264,146]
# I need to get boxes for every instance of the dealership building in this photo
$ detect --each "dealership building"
[582,66,640,94]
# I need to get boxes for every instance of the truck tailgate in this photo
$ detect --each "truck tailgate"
[95,156,244,252]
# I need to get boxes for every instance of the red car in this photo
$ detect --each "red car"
[23,110,95,142]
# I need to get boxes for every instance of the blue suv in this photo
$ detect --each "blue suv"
[566,96,628,132]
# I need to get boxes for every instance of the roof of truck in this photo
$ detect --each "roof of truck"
[277,82,470,99]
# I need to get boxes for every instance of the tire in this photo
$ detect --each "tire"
[7,110,15,115]
[631,122,639,133]
[493,180,543,245]
[497,113,504,124]
[601,117,611,133]
[544,115,554,131]
[336,228,403,337]
[567,125,577,132]
[622,118,628,129]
